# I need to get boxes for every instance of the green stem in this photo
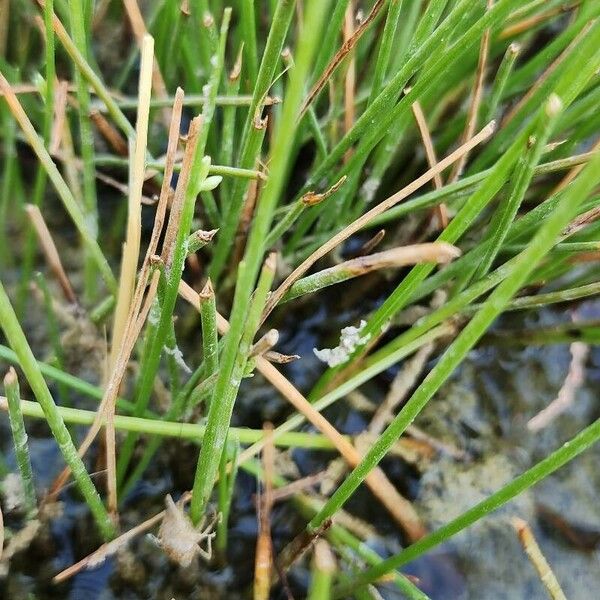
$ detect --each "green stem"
[216,438,239,552]
[240,0,258,87]
[68,0,99,300]
[3,368,37,514]
[116,140,208,483]
[93,154,262,180]
[483,40,520,123]
[209,0,297,280]
[190,254,276,523]
[367,0,404,106]
[0,397,342,450]
[471,98,561,281]
[199,279,219,389]
[191,0,332,522]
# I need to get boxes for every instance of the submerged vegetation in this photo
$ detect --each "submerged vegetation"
[0,0,599,597]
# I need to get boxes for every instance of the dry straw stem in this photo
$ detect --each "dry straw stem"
[53,84,84,203]
[161,119,204,266]
[343,2,356,162]
[251,329,279,357]
[106,34,154,514]
[48,90,184,499]
[357,229,385,256]
[24,204,77,304]
[562,204,600,238]
[178,282,426,541]
[281,242,461,303]
[302,176,347,207]
[0,0,7,55]
[263,122,495,318]
[110,34,154,370]
[411,100,448,228]
[254,424,274,600]
[49,80,69,156]
[299,0,386,118]
[512,517,567,600]
[447,0,492,184]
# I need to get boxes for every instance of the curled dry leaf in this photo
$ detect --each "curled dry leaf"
[301,175,347,207]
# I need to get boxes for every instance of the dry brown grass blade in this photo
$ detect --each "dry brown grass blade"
[411,101,448,228]
[24,204,77,304]
[262,122,496,318]
[356,228,385,257]
[105,34,154,515]
[92,0,112,30]
[110,34,154,369]
[512,517,567,600]
[49,80,69,156]
[336,243,457,276]
[90,109,129,155]
[54,511,163,583]
[562,204,600,237]
[161,117,204,266]
[251,329,280,358]
[447,0,492,184]
[52,87,84,203]
[299,0,386,119]
[500,2,578,39]
[254,423,275,600]
[312,539,336,581]
[301,176,347,207]
[281,242,460,304]
[178,281,427,541]
[93,171,155,205]
[47,90,185,500]
[343,2,356,163]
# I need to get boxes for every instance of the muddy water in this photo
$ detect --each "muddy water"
[1,270,599,599]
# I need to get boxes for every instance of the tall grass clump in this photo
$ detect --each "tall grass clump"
[0,0,599,597]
